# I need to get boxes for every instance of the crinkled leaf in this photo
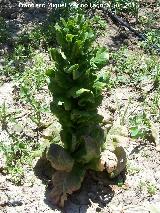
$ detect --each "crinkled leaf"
[93,81,106,95]
[91,47,109,69]
[50,48,64,63]
[73,136,101,163]
[67,87,93,98]
[75,88,91,98]
[78,95,95,106]
[130,127,140,138]
[49,165,85,207]
[60,130,79,152]
[66,34,75,42]
[55,70,72,89]
[55,24,65,47]
[63,100,71,111]
[47,144,74,172]
[65,64,79,74]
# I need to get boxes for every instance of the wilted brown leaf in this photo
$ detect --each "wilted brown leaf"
[47,144,74,172]
[49,166,85,207]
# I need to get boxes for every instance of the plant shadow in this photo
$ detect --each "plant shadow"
[34,156,126,213]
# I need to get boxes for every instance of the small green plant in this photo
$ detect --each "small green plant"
[140,29,160,53]
[0,102,8,130]
[0,102,19,130]
[19,54,49,130]
[138,180,146,191]
[1,43,34,77]
[147,183,157,196]
[91,15,107,34]
[107,0,139,18]
[0,103,44,185]
[45,14,120,207]
[127,161,141,175]
[150,93,160,116]
[130,112,151,140]
[1,136,25,185]
[0,132,44,185]
[112,47,160,87]
[129,112,151,140]
[138,181,157,196]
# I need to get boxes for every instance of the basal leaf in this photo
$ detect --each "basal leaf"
[47,144,74,172]
[73,135,101,163]
[49,165,85,207]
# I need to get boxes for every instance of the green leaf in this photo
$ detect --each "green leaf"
[73,69,81,80]
[65,64,79,74]
[91,47,109,69]
[76,88,92,97]
[46,68,55,77]
[63,99,71,111]
[130,127,140,138]
[68,88,92,98]
[50,48,64,63]
[78,95,95,106]
[66,34,75,42]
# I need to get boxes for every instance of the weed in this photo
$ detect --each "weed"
[107,0,139,18]
[150,93,160,117]
[140,29,160,53]
[127,161,141,175]
[0,104,45,185]
[19,54,50,131]
[112,47,160,88]
[138,180,157,196]
[0,102,8,130]
[0,132,44,185]
[129,112,151,140]
[91,15,107,35]
[1,43,34,77]
[0,102,19,130]
[138,180,146,191]
[147,183,157,196]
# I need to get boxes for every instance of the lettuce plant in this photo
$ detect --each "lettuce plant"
[46,14,111,207]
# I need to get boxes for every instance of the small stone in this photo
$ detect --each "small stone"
[11,12,18,19]
[154,171,160,180]
[8,200,23,207]
[0,50,5,56]
[156,144,160,152]
[140,78,154,93]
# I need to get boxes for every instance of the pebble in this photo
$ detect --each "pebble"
[7,200,23,207]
